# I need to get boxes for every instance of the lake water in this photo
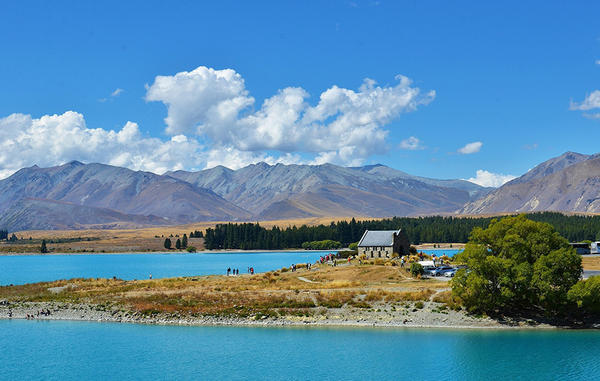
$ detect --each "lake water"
[1,319,598,381]
[419,249,461,257]
[0,251,335,286]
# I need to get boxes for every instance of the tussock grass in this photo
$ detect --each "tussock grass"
[364,288,435,302]
[431,290,462,310]
[0,261,447,318]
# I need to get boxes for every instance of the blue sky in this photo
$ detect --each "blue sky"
[1,0,599,186]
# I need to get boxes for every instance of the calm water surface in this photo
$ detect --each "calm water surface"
[420,249,461,257]
[0,251,334,285]
[1,319,598,381]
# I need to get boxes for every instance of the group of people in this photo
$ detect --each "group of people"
[226,267,256,276]
[319,253,337,264]
[24,309,51,320]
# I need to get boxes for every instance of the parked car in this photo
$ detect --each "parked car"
[431,265,453,276]
[443,268,458,277]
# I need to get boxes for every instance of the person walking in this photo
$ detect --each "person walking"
[227,267,231,276]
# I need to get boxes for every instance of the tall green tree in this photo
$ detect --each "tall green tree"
[176,238,182,250]
[40,240,48,253]
[182,234,188,248]
[164,238,172,250]
[451,215,582,315]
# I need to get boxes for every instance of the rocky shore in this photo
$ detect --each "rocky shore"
[0,300,560,329]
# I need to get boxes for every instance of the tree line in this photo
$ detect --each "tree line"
[164,234,188,250]
[203,212,600,250]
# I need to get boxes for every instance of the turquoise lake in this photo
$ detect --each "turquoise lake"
[0,249,459,286]
[1,319,598,381]
[0,251,335,286]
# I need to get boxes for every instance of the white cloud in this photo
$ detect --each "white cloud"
[457,141,482,154]
[0,111,309,179]
[0,112,202,177]
[146,66,435,166]
[466,170,516,188]
[204,147,301,170]
[596,60,600,65]
[570,90,600,111]
[145,66,253,136]
[111,88,124,97]
[399,136,424,150]
[99,88,125,102]
[0,67,436,177]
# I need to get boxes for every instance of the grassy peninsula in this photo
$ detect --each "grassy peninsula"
[0,261,503,328]
[2,215,600,329]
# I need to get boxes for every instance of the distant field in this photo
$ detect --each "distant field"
[0,216,375,253]
[582,256,600,270]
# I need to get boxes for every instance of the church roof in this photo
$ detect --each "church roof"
[357,230,402,247]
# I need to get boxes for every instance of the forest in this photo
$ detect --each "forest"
[203,212,600,250]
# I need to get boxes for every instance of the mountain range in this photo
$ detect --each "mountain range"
[2,150,600,231]
[0,160,490,230]
[460,152,600,214]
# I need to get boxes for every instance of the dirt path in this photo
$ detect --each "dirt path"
[297,276,319,283]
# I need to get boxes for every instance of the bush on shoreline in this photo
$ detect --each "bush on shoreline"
[451,215,582,316]
[301,240,343,250]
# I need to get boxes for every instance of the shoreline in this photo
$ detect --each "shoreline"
[0,247,460,257]
[0,249,340,257]
[1,301,591,330]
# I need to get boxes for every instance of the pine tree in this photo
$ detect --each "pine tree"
[40,240,48,253]
[176,238,181,250]
[182,234,188,248]
[164,238,172,250]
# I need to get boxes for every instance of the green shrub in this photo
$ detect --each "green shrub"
[301,240,343,250]
[568,276,600,314]
[186,246,197,253]
[349,242,358,251]
[337,250,356,258]
[410,263,424,277]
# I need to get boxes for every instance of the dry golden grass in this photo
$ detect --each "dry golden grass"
[13,216,375,240]
[582,256,600,270]
[0,262,447,317]
[364,288,435,302]
[3,216,381,253]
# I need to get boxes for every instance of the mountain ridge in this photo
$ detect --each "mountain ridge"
[460,151,600,214]
[0,161,491,230]
[165,162,492,218]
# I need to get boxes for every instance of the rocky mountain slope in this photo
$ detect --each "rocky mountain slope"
[166,162,491,218]
[0,161,251,230]
[460,152,600,214]
[0,161,492,230]
[0,198,171,231]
